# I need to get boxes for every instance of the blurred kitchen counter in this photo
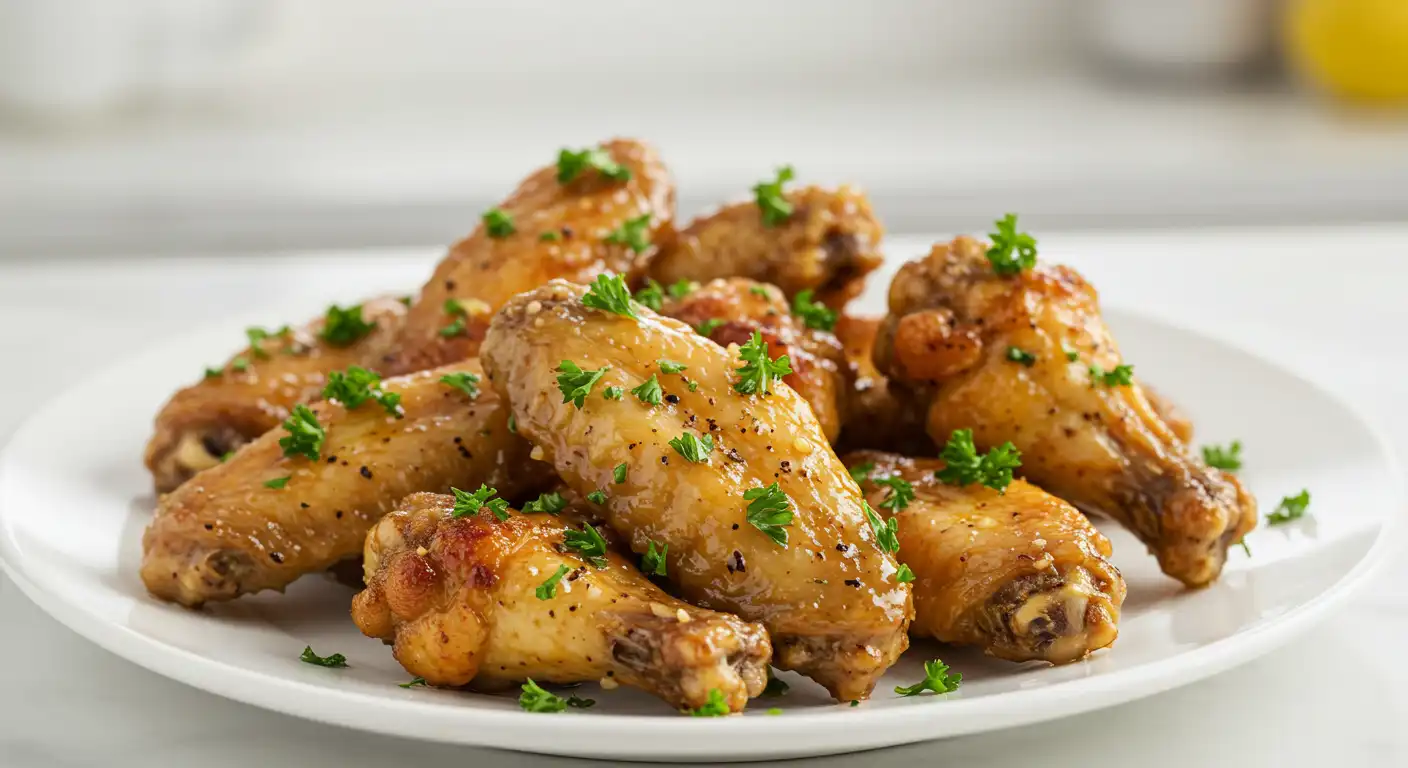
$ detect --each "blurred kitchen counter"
[3,71,1407,259]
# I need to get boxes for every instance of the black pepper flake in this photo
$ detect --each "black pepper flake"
[300,502,310,509]
[360,466,373,479]
[203,523,213,531]
[727,550,747,574]
[326,456,337,464]
[726,448,745,463]
[270,553,284,564]
[665,394,680,404]
[560,226,574,238]
[731,523,739,530]
[335,510,343,518]
[661,456,669,465]
[453,436,462,444]
[780,460,791,473]
[836,543,849,552]
[445,279,457,291]
[844,578,861,587]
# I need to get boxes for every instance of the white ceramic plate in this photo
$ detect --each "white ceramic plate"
[0,307,1399,762]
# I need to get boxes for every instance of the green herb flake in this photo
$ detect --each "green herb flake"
[482,207,516,238]
[534,565,572,601]
[667,279,695,299]
[1202,440,1243,471]
[522,491,567,515]
[264,476,291,490]
[399,676,428,688]
[986,214,1037,276]
[1266,489,1311,525]
[440,371,481,399]
[278,404,325,461]
[668,432,714,463]
[581,273,638,318]
[658,359,687,374]
[744,482,794,547]
[733,330,793,396]
[556,146,631,184]
[1006,346,1037,367]
[875,475,915,511]
[896,563,916,583]
[603,386,625,401]
[1089,363,1135,387]
[605,213,652,254]
[641,540,668,576]
[630,374,663,405]
[564,523,610,568]
[300,646,347,668]
[324,366,401,417]
[556,360,610,408]
[791,289,837,332]
[696,318,725,336]
[753,166,796,227]
[864,501,901,555]
[634,279,665,311]
[894,659,961,697]
[935,428,1021,492]
[848,462,875,484]
[613,462,628,484]
[685,688,730,717]
[586,490,607,505]
[450,484,499,518]
[320,304,377,346]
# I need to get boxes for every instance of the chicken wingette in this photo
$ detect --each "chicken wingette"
[142,361,551,607]
[874,235,1256,587]
[481,279,911,701]
[352,493,771,713]
[385,138,675,375]
[847,451,1124,664]
[144,297,407,493]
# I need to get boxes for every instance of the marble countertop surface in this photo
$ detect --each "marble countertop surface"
[1,226,1406,767]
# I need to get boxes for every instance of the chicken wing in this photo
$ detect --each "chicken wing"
[351,493,771,713]
[144,296,407,493]
[481,280,911,701]
[648,184,883,308]
[846,451,1124,664]
[385,138,675,375]
[658,278,851,444]
[874,236,1256,587]
[142,360,552,606]
[832,315,933,455]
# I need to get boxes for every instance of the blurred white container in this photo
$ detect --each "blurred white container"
[1084,0,1277,76]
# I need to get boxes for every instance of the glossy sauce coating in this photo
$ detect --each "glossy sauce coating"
[831,314,933,455]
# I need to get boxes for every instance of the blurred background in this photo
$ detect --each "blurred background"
[1,0,1406,260]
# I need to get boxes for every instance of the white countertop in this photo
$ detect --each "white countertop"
[2,226,1406,766]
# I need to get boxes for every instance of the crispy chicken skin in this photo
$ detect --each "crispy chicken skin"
[142,361,552,607]
[385,139,675,375]
[481,280,911,701]
[874,237,1256,587]
[648,185,883,308]
[352,493,771,712]
[846,451,1124,664]
[144,297,408,493]
[659,278,852,444]
[832,315,933,455]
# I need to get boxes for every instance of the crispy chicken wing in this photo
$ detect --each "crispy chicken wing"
[832,315,933,455]
[648,185,883,308]
[846,451,1124,664]
[142,361,551,606]
[385,139,675,375]
[352,493,771,713]
[144,297,407,493]
[874,237,1256,587]
[481,280,911,701]
[659,278,851,444]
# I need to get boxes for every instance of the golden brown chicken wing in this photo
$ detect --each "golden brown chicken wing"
[144,297,408,493]
[845,451,1124,664]
[352,493,771,713]
[385,139,675,375]
[481,279,911,701]
[142,360,551,607]
[832,315,933,455]
[648,183,883,308]
[874,236,1256,587]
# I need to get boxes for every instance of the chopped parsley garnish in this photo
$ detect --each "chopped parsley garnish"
[264,476,291,490]
[522,491,567,515]
[1237,538,1252,557]
[564,523,610,568]
[1266,489,1311,525]
[685,688,729,717]
[668,432,714,463]
[605,213,653,254]
[1202,441,1243,471]
[630,374,663,405]
[399,295,414,306]
[614,462,628,484]
[768,707,783,715]
[518,677,597,712]
[230,356,250,372]
[744,483,794,547]
[603,386,625,400]
[732,330,793,396]
[763,671,789,697]
[753,165,796,227]
[1006,346,1037,366]
[450,484,499,518]
[439,298,468,338]
[539,230,561,242]
[245,325,288,359]
[300,646,347,668]
[278,405,325,461]
[508,413,517,433]
[749,285,771,298]
[864,501,900,555]
[556,360,610,408]
[581,273,638,318]
[1063,344,1080,362]
[482,207,516,238]
[935,428,1021,492]
[894,659,962,697]
[535,565,571,600]
[439,371,481,399]
[399,676,428,688]
[204,366,223,379]
[896,563,916,583]
[220,451,235,463]
[791,289,837,332]
[687,379,699,392]
[848,462,875,484]
[485,497,511,521]
[986,213,1037,276]
[875,475,915,511]
[320,304,377,346]
[586,490,607,505]
[641,540,667,576]
[658,359,687,374]
[696,318,725,336]
[323,366,401,417]
[1089,363,1135,387]
[667,279,695,299]
[633,279,665,311]
[556,146,631,183]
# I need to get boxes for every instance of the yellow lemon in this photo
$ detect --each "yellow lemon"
[1286,0,1408,102]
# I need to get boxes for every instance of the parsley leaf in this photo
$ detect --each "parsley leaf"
[791,289,837,332]
[439,298,468,338]
[733,330,793,396]
[605,213,653,254]
[320,303,377,346]
[603,386,625,400]
[440,371,481,399]
[482,207,516,238]
[586,490,607,505]
[875,475,915,511]
[658,359,687,374]
[763,671,789,697]
[300,646,347,668]
[1266,489,1311,525]
[245,325,288,359]
[535,565,571,600]
[696,318,724,336]
[522,491,567,515]
[667,279,695,299]
[556,146,631,184]
[641,540,668,576]
[630,374,663,405]
[935,428,1021,492]
[508,413,517,433]
[581,273,638,318]
[279,404,325,461]
[1006,346,1037,366]
[1237,538,1252,557]
[556,360,610,408]
[685,688,729,717]
[450,484,499,518]
[864,501,901,555]
[894,659,962,697]
[230,355,250,372]
[848,462,875,484]
[1063,345,1080,362]
[323,366,401,417]
[399,676,428,688]
[614,462,628,484]
[518,677,596,712]
[744,483,794,547]
[264,476,291,490]
[753,166,795,227]
[633,279,665,311]
[1202,441,1243,471]
[1089,363,1135,387]
[986,213,1038,276]
[485,498,511,521]
[539,230,561,242]
[896,563,916,583]
[564,523,610,568]
[668,432,714,463]
[204,366,223,379]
